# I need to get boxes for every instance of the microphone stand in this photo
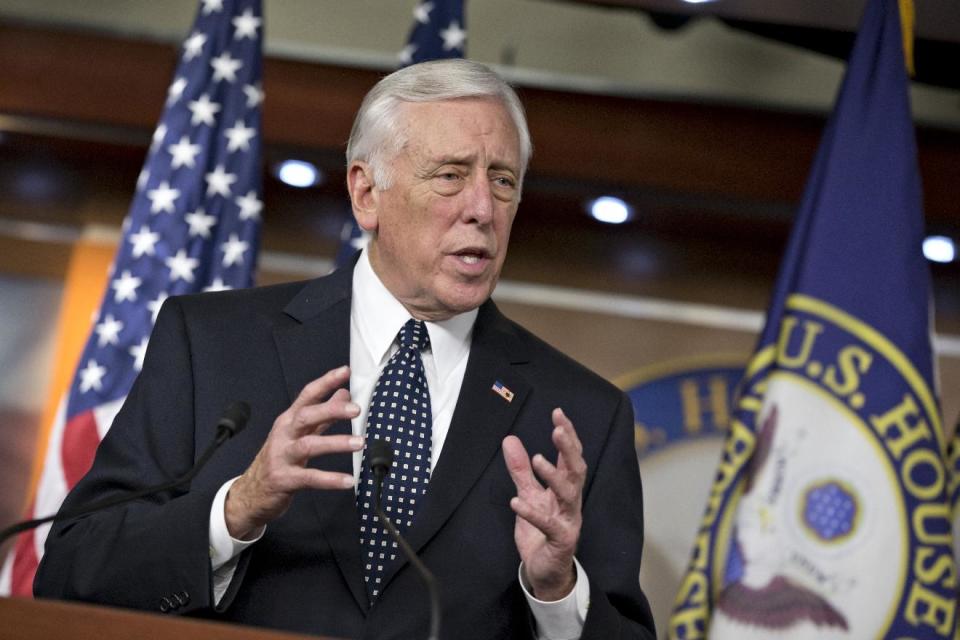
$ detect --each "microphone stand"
[0,401,250,546]
[370,440,441,640]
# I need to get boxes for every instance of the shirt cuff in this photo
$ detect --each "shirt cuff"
[519,558,590,640]
[209,477,265,570]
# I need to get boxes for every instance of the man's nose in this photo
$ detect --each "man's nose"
[462,175,495,224]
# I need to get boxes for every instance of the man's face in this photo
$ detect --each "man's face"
[351,97,522,321]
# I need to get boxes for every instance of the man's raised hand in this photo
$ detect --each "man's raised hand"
[225,365,363,538]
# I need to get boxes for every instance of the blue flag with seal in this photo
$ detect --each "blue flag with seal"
[668,0,955,638]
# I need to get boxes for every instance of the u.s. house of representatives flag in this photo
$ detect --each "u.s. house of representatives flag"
[0,0,264,596]
[668,0,956,638]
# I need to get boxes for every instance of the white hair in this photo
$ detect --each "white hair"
[346,59,532,189]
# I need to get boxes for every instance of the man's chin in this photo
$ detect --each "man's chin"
[438,281,496,315]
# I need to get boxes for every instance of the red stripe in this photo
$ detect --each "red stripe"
[9,505,39,598]
[61,410,100,490]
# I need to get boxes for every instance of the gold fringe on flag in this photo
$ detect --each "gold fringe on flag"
[898,0,916,76]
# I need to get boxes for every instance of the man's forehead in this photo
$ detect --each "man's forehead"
[397,98,520,155]
[398,96,513,127]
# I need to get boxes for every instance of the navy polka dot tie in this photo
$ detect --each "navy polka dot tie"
[358,318,433,601]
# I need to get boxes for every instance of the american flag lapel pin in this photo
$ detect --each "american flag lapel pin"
[491,380,514,403]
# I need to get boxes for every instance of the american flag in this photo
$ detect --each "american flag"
[399,0,467,67]
[335,0,466,268]
[1,0,264,596]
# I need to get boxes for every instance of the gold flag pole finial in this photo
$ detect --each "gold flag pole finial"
[898,0,916,76]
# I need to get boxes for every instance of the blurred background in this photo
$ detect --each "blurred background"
[0,0,958,631]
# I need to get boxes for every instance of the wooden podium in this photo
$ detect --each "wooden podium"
[0,597,345,640]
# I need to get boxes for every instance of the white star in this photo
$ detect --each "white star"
[440,20,467,51]
[129,225,160,258]
[146,181,180,214]
[111,270,142,303]
[79,359,107,393]
[167,76,188,105]
[147,293,168,324]
[183,31,207,61]
[168,135,202,169]
[235,190,263,221]
[413,2,434,24]
[205,165,237,198]
[352,230,371,252]
[398,43,417,66]
[129,337,149,372]
[232,8,262,40]
[166,249,199,283]
[339,222,371,253]
[94,314,124,347]
[243,83,264,108]
[204,278,233,292]
[220,233,249,267]
[188,93,221,126]
[136,167,150,192]
[185,207,217,238]
[150,124,168,153]
[224,119,256,152]
[201,0,224,15]
[210,52,243,83]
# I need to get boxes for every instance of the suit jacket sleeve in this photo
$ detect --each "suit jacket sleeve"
[578,392,657,639]
[34,297,226,615]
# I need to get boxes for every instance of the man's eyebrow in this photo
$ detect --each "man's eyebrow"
[430,154,473,166]
[430,155,518,173]
[488,160,519,175]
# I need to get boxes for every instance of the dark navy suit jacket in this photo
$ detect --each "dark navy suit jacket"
[35,262,656,639]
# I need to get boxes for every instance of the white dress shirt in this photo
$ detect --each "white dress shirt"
[209,250,588,638]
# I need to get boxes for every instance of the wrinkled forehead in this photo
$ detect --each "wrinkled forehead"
[394,97,522,163]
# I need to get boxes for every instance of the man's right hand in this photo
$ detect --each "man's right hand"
[225,365,363,539]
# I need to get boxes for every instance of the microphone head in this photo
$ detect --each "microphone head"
[217,401,251,438]
[368,439,394,474]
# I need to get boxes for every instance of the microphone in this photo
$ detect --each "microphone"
[0,401,251,546]
[369,439,441,640]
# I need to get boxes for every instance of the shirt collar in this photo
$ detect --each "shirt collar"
[352,249,477,379]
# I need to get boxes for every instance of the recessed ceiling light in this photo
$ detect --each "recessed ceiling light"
[923,235,956,264]
[589,196,632,225]
[275,159,323,188]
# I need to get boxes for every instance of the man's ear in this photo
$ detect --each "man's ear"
[347,161,379,232]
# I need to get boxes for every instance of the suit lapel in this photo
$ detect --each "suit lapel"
[272,266,369,612]
[380,301,531,591]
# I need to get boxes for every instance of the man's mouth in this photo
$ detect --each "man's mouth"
[454,248,491,263]
[451,248,493,272]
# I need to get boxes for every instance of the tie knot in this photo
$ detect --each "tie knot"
[397,318,429,351]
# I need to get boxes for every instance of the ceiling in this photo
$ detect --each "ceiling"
[567,0,960,91]
[572,0,960,42]
[0,0,957,129]
[0,0,957,318]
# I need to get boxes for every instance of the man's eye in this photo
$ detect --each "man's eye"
[493,176,515,188]
[438,172,460,181]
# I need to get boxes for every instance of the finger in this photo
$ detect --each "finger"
[502,435,543,493]
[287,434,365,465]
[289,365,352,414]
[552,408,583,457]
[286,388,360,437]
[531,454,581,506]
[509,496,563,539]
[551,409,586,478]
[289,466,357,491]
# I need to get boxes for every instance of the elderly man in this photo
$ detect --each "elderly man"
[36,59,655,640]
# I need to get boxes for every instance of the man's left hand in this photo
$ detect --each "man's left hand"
[502,408,586,602]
